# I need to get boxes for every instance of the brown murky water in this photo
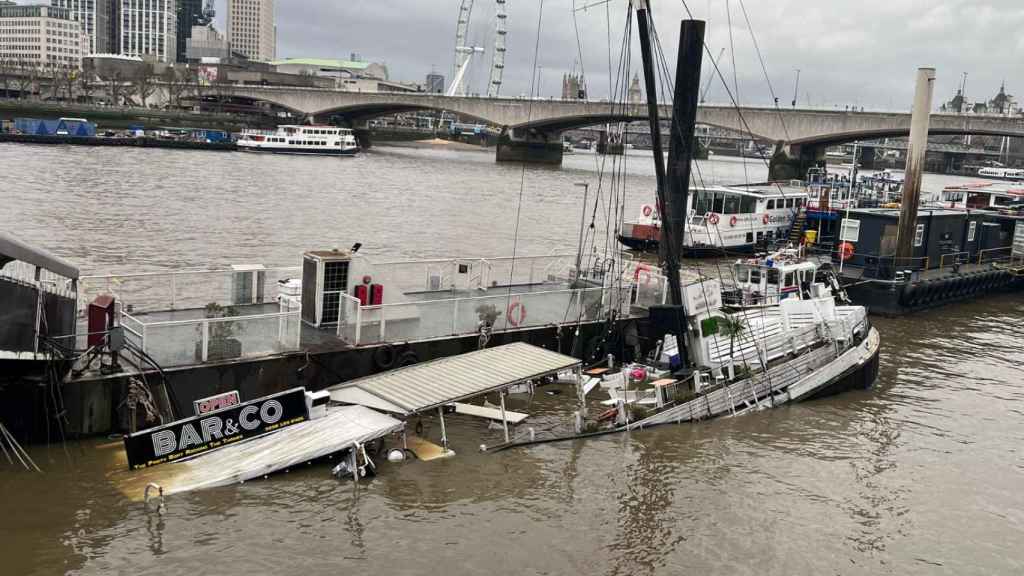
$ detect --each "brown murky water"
[2,143,1023,575]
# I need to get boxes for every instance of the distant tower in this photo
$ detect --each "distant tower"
[628,73,643,104]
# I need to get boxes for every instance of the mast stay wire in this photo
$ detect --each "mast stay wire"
[504,0,546,322]
[644,4,777,391]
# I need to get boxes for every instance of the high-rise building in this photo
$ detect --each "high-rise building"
[185,24,229,61]
[119,0,176,62]
[227,0,275,62]
[50,0,113,54]
[0,3,89,67]
[176,0,213,63]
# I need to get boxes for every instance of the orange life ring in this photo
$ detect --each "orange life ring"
[642,204,653,217]
[506,301,527,327]
[708,213,720,225]
[839,242,855,261]
[763,214,770,225]
[729,215,738,227]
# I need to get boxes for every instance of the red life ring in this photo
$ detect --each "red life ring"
[633,264,653,286]
[506,301,527,327]
[708,213,720,225]
[729,215,738,227]
[839,242,855,261]
[763,214,770,225]
[642,204,653,217]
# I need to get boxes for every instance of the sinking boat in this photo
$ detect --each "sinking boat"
[111,387,404,501]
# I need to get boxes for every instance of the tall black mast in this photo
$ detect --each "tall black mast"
[634,1,705,307]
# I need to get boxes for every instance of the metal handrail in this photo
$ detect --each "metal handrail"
[139,310,299,328]
[978,246,1013,265]
[938,251,970,271]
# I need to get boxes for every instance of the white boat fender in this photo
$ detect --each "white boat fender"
[387,448,406,462]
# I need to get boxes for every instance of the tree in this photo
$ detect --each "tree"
[719,315,747,360]
[14,60,35,99]
[162,66,187,109]
[77,61,96,103]
[108,70,125,106]
[131,62,156,107]
[0,58,12,98]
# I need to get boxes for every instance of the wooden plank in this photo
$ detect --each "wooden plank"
[453,402,529,424]
[584,367,610,376]
[406,435,455,461]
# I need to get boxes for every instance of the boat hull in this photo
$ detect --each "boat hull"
[238,146,360,157]
[617,234,757,257]
[843,270,1023,316]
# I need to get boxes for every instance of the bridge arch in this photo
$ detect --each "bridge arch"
[790,127,1024,149]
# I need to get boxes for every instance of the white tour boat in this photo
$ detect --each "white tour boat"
[237,125,360,156]
[618,183,808,256]
[940,182,1024,210]
[977,167,1024,181]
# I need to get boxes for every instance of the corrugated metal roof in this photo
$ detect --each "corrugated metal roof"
[328,343,580,415]
[0,231,79,279]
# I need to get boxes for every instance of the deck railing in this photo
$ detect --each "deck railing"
[121,309,301,368]
[337,286,626,346]
[79,266,301,315]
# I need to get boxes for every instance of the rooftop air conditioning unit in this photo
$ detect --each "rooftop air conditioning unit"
[231,264,266,305]
[301,250,352,328]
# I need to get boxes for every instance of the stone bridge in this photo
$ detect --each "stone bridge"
[191,85,1024,170]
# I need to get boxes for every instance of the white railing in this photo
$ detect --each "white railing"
[0,260,77,299]
[122,309,302,368]
[337,286,627,346]
[79,266,301,315]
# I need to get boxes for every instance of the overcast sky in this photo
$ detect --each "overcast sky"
[178,2,1002,109]
[231,0,1021,110]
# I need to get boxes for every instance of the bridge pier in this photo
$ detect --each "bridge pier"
[769,141,826,180]
[495,127,563,165]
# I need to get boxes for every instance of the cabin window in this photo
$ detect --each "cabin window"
[724,194,740,214]
[786,198,795,208]
[914,224,925,247]
[767,269,779,285]
[695,191,713,214]
[756,231,763,241]
[784,272,796,287]
[740,196,756,213]
[712,192,725,213]
[767,200,775,209]
[750,269,762,284]
[746,232,754,243]
[968,221,977,242]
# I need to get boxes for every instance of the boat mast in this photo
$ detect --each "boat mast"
[894,68,936,269]
[634,0,705,306]
[633,0,671,279]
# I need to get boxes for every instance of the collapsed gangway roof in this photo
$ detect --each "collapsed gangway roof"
[0,231,79,280]
[328,342,581,416]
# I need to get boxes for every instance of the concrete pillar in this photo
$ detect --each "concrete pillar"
[859,146,877,170]
[495,127,563,164]
[768,141,825,180]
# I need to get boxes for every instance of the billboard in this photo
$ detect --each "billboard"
[197,65,219,87]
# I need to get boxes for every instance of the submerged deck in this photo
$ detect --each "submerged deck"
[109,405,404,500]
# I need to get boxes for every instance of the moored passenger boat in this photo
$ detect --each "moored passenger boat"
[618,183,808,256]
[237,125,359,156]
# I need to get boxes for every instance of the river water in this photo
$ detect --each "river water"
[1,143,1022,575]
